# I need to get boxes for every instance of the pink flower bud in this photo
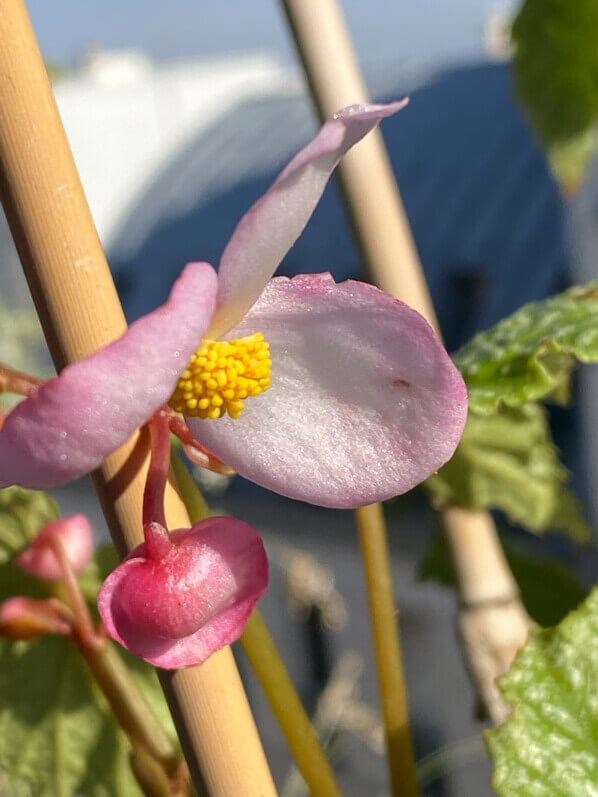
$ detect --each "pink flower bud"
[0,597,72,639]
[16,514,94,581]
[98,517,268,669]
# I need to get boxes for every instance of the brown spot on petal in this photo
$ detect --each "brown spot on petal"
[393,378,411,388]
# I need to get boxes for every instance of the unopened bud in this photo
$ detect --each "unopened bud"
[98,517,268,669]
[0,597,72,639]
[16,514,94,581]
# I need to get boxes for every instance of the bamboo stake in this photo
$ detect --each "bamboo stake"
[280,0,530,726]
[0,1,276,793]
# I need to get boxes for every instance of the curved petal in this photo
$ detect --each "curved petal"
[0,262,218,489]
[209,101,408,338]
[98,518,268,669]
[188,274,468,508]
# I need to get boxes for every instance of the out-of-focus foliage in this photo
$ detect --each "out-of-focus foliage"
[0,635,175,797]
[487,587,598,795]
[420,529,587,627]
[427,284,598,540]
[455,283,598,415]
[0,487,59,564]
[426,404,590,541]
[512,0,598,190]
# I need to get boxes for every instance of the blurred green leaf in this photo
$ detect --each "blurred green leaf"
[512,0,598,189]
[487,586,598,795]
[0,636,139,796]
[0,632,176,796]
[419,530,587,626]
[454,282,598,415]
[547,128,598,195]
[0,560,47,604]
[425,403,591,541]
[0,487,60,564]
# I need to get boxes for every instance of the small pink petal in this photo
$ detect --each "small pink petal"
[0,263,218,489]
[209,101,409,338]
[188,274,467,508]
[0,597,72,639]
[16,514,94,581]
[98,517,268,669]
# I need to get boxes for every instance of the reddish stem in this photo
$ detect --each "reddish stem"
[0,363,45,395]
[168,412,234,476]
[144,521,173,561]
[143,412,172,529]
[46,533,97,645]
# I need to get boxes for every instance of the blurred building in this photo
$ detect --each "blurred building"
[1,48,569,349]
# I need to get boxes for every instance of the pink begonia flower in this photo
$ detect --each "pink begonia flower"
[0,102,467,507]
[16,514,94,581]
[98,517,268,668]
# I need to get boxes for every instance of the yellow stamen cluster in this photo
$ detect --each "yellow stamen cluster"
[169,333,271,420]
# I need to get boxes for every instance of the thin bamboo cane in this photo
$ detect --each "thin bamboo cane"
[355,503,418,797]
[240,611,342,797]
[280,0,530,727]
[0,1,276,793]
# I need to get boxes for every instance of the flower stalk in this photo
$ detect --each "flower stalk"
[0,363,44,396]
[143,412,172,528]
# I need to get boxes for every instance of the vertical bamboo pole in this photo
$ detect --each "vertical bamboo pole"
[280,0,529,729]
[0,1,276,793]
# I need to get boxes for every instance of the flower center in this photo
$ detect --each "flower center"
[169,333,271,420]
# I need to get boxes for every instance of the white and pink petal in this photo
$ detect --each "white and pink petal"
[209,101,408,338]
[0,262,218,489]
[188,274,467,508]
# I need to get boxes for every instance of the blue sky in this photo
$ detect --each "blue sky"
[28,0,515,66]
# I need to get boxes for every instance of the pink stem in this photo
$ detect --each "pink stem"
[46,534,97,645]
[168,412,235,476]
[143,412,172,529]
[144,521,173,561]
[0,362,45,396]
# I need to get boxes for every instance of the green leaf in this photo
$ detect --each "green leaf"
[0,560,48,603]
[0,635,139,796]
[0,632,176,796]
[511,0,598,189]
[0,487,60,564]
[454,282,598,415]
[487,586,598,795]
[419,530,587,626]
[425,403,591,541]
[547,128,598,195]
